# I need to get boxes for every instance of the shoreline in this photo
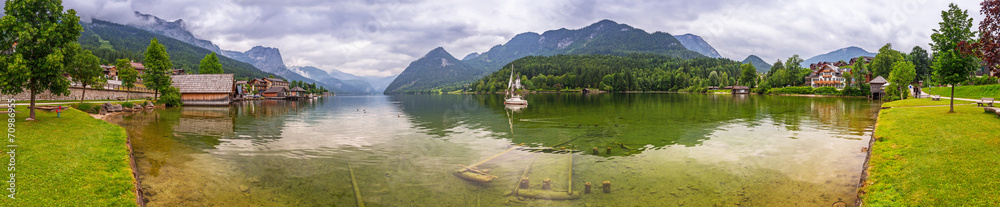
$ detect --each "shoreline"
[98,111,148,207]
[856,108,881,207]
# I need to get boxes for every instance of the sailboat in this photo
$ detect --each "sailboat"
[504,65,528,105]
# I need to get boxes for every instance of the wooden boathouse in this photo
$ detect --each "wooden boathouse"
[261,87,288,99]
[171,74,237,106]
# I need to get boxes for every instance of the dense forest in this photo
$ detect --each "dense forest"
[77,19,280,80]
[469,54,743,92]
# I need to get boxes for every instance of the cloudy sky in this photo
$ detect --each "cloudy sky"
[6,0,985,77]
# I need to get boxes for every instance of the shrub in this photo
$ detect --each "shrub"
[768,86,813,94]
[157,86,183,107]
[839,83,870,96]
[753,84,771,94]
[813,87,839,95]
[71,103,100,114]
[968,76,999,85]
[121,102,134,108]
[884,84,909,101]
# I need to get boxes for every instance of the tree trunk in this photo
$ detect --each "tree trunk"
[154,89,159,101]
[28,89,36,121]
[80,84,87,104]
[125,87,130,101]
[950,85,955,113]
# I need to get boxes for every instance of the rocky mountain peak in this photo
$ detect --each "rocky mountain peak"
[129,11,221,54]
[244,46,286,73]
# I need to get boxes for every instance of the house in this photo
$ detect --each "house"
[247,78,267,92]
[130,62,146,74]
[849,56,874,65]
[263,78,289,89]
[708,86,720,90]
[288,87,307,99]
[732,86,750,94]
[869,76,888,100]
[261,87,288,99]
[805,64,851,88]
[101,65,118,80]
[170,74,236,106]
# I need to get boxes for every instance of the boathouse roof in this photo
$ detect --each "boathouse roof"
[869,76,888,84]
[171,74,235,94]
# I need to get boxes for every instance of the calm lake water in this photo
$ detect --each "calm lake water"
[108,93,879,206]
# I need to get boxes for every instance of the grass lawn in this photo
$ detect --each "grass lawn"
[6,105,137,206]
[925,85,1000,100]
[862,99,1000,206]
[881,98,974,108]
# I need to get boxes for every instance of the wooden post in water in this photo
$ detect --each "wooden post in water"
[567,152,573,195]
[348,163,365,207]
[507,154,538,196]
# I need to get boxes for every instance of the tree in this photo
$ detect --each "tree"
[852,56,869,86]
[142,38,173,100]
[931,3,978,113]
[784,55,805,86]
[0,0,83,120]
[889,61,917,100]
[769,60,785,87]
[67,48,106,103]
[870,43,905,79]
[117,59,138,100]
[978,0,1000,76]
[157,86,182,107]
[199,52,223,74]
[738,63,757,87]
[907,46,932,82]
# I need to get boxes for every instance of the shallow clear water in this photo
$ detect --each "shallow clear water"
[108,93,879,206]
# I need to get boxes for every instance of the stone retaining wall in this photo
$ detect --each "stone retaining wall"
[3,87,156,101]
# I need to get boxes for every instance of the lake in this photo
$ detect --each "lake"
[107,93,879,206]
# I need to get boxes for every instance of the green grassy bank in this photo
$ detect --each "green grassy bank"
[925,85,1000,100]
[862,98,1000,206]
[6,105,137,206]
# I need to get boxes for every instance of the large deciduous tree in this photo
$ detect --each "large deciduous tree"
[199,52,223,74]
[978,0,1000,77]
[889,61,917,100]
[852,56,868,86]
[142,38,173,100]
[784,55,806,86]
[738,63,757,87]
[116,59,138,100]
[907,46,932,82]
[870,43,905,79]
[0,0,83,120]
[67,47,106,103]
[931,3,978,113]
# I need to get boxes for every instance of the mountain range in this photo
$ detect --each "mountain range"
[104,12,881,94]
[78,19,279,79]
[120,12,383,94]
[385,19,706,94]
[802,46,876,66]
